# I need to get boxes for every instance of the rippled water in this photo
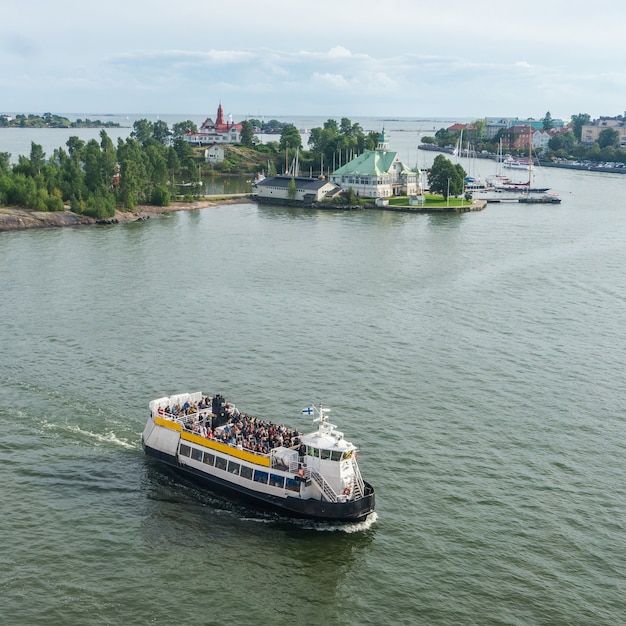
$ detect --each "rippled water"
[1,156,625,624]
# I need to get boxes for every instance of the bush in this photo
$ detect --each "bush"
[151,184,170,206]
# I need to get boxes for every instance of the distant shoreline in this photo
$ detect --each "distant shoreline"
[418,145,626,174]
[0,196,254,233]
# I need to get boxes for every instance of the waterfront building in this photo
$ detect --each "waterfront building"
[255,175,341,204]
[183,103,243,145]
[330,130,418,198]
[581,117,626,147]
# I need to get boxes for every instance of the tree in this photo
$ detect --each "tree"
[131,119,154,147]
[279,124,302,151]
[287,177,296,199]
[570,113,591,142]
[29,142,46,177]
[99,131,117,188]
[598,128,619,149]
[428,154,466,199]
[240,120,255,147]
[542,111,554,131]
[434,127,457,148]
[153,120,170,145]
[84,139,103,192]
[471,119,486,143]
[0,152,10,176]
[172,120,198,137]
[548,131,576,155]
[151,184,170,206]
[66,136,86,165]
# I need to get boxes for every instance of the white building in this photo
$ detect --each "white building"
[255,175,341,204]
[532,130,551,154]
[204,144,224,163]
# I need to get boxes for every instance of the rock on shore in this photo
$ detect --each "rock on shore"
[0,197,253,232]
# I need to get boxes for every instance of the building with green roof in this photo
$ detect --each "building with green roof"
[330,130,419,199]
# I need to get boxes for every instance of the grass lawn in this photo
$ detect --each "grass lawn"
[388,194,473,207]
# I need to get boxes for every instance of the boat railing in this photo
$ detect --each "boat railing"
[350,457,365,499]
[310,468,339,503]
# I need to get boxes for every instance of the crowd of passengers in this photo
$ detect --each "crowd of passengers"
[159,396,302,456]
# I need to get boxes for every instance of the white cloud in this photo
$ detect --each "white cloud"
[3,1,626,118]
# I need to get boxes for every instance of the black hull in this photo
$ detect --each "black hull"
[143,442,375,523]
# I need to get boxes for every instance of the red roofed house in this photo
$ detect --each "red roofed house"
[184,103,243,145]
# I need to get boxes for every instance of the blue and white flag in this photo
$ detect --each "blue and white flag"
[302,407,314,416]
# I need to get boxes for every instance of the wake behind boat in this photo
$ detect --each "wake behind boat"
[142,392,376,522]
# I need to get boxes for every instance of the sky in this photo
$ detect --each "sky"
[1,0,625,122]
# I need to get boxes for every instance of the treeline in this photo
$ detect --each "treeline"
[0,120,201,218]
[247,117,382,175]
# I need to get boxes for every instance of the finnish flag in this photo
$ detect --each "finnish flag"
[302,406,314,416]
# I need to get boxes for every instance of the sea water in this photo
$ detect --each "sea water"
[1,130,625,625]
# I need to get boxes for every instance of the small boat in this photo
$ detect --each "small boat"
[502,157,532,170]
[142,392,376,522]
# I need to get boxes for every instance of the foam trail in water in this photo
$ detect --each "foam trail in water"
[43,421,139,450]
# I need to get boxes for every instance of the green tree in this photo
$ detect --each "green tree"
[434,127,458,148]
[598,128,619,149]
[279,124,302,151]
[152,120,170,145]
[0,152,11,176]
[131,119,154,147]
[99,131,117,189]
[66,136,86,164]
[151,184,170,206]
[472,119,486,142]
[542,111,554,131]
[548,131,576,154]
[570,113,591,141]
[428,154,465,199]
[29,142,46,177]
[84,139,103,192]
[240,120,255,147]
[287,176,297,199]
[172,120,198,137]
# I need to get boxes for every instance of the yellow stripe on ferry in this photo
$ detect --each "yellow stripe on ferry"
[155,416,182,431]
[181,431,271,467]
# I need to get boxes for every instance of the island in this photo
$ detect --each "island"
[0,113,121,129]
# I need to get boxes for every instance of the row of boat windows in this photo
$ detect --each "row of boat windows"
[179,444,300,492]
[307,446,353,462]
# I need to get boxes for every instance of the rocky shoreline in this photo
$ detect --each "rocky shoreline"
[0,195,254,233]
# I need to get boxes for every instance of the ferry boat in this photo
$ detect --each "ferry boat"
[142,392,376,522]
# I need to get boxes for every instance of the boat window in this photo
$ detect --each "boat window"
[227,461,240,475]
[179,444,191,457]
[269,474,285,489]
[191,448,203,461]
[240,465,253,480]
[285,478,300,493]
[331,451,343,462]
[203,452,215,466]
[215,456,227,471]
[320,449,331,460]
[308,446,319,457]
[254,470,268,484]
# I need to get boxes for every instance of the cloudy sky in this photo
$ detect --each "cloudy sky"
[1,0,624,121]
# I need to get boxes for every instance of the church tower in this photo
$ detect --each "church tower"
[216,102,225,127]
